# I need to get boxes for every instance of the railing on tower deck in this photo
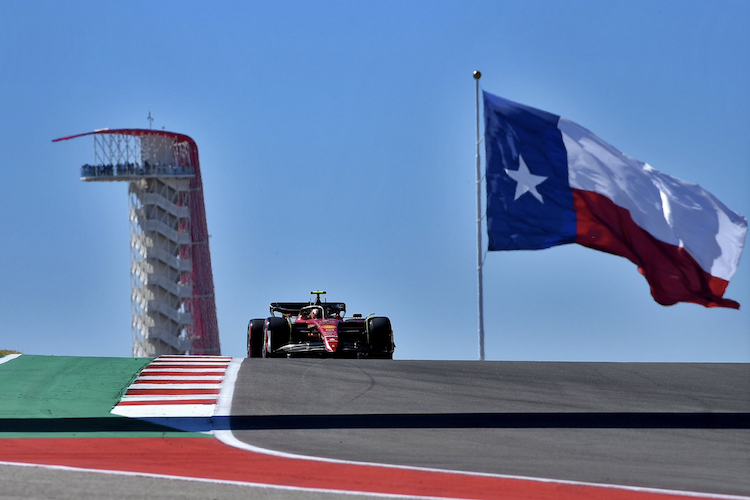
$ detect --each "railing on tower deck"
[80,163,195,181]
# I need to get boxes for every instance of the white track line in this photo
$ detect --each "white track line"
[114,405,218,418]
[0,354,22,366]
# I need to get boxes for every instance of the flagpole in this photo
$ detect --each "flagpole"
[474,70,485,361]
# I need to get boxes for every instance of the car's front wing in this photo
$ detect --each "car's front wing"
[275,341,382,358]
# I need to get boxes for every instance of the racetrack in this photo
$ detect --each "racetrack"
[1,356,748,499]
[230,359,750,497]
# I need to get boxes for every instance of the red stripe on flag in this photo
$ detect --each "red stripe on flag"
[573,189,738,309]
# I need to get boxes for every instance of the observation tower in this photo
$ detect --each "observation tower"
[54,128,221,356]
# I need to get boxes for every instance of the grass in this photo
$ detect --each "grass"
[0,350,22,357]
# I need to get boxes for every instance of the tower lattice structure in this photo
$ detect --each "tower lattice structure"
[54,129,221,356]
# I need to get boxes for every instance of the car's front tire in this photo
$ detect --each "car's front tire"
[264,317,290,358]
[366,316,394,359]
[247,319,265,358]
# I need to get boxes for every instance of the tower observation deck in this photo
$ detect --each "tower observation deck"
[54,129,221,356]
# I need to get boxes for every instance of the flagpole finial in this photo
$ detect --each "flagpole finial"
[473,70,482,80]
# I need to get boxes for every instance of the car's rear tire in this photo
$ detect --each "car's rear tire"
[247,319,265,358]
[264,317,290,357]
[367,316,394,359]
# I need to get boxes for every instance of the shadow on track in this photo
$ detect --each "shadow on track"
[2,412,749,434]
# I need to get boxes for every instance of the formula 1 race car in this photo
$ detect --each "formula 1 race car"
[247,291,395,359]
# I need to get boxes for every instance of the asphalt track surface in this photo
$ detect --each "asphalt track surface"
[2,357,749,499]
[230,359,750,497]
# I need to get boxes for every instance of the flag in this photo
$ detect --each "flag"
[483,91,747,309]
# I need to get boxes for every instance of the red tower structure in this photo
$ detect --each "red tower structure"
[54,129,221,356]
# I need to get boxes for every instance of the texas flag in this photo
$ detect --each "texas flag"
[483,91,747,309]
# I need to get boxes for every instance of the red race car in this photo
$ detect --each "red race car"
[247,291,394,359]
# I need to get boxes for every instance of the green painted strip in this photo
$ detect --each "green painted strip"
[0,355,209,438]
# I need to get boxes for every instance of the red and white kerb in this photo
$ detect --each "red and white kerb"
[111,356,232,418]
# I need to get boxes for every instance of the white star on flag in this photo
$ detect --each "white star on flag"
[505,155,548,203]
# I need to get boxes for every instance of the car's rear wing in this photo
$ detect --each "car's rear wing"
[270,301,347,316]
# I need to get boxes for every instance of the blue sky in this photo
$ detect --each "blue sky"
[1,0,748,361]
